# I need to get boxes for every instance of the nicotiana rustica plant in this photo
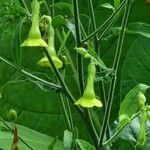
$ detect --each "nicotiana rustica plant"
[0,0,150,149]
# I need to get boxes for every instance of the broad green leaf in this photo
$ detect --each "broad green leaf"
[127,22,150,38]
[0,121,63,150]
[103,22,150,40]
[118,84,149,128]
[0,79,89,140]
[111,138,135,150]
[52,15,67,29]
[120,36,150,102]
[76,139,96,150]
[119,84,149,116]
[48,136,59,150]
[114,0,120,9]
[63,130,73,150]
[119,117,150,150]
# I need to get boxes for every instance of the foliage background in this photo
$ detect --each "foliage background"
[0,0,150,149]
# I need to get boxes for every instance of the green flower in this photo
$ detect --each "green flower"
[75,62,103,108]
[38,55,63,69]
[75,97,102,108]
[21,38,47,47]
[38,16,63,69]
[21,0,48,47]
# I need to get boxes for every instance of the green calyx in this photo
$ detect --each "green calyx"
[38,15,63,69]
[75,62,103,108]
[21,0,48,47]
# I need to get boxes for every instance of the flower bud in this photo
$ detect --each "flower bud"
[7,109,17,122]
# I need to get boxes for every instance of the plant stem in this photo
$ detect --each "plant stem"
[88,0,98,42]
[0,56,61,90]
[43,48,99,147]
[81,0,126,44]
[43,0,51,15]
[19,0,30,16]
[50,0,54,18]
[0,118,34,150]
[60,93,73,131]
[103,110,141,147]
[59,70,74,131]
[98,17,116,41]
[98,0,132,148]
[88,0,107,139]
[43,48,81,109]
[73,0,84,94]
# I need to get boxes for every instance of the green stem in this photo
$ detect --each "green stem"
[43,48,98,147]
[60,93,73,131]
[0,56,61,90]
[103,110,141,147]
[18,0,31,15]
[73,0,84,94]
[0,118,34,150]
[43,0,51,15]
[81,0,126,44]
[59,70,74,131]
[50,0,54,18]
[98,17,116,41]
[43,48,79,108]
[98,1,132,148]
[56,29,79,89]
[88,0,98,41]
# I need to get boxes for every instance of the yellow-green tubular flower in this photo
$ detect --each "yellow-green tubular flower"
[21,0,48,47]
[38,16,63,69]
[38,55,63,69]
[75,62,103,108]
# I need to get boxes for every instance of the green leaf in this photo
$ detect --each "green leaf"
[118,84,149,128]
[63,130,73,150]
[52,15,67,29]
[126,22,150,38]
[48,136,58,150]
[114,0,120,9]
[100,3,114,11]
[76,139,96,150]
[111,138,135,150]
[0,121,63,150]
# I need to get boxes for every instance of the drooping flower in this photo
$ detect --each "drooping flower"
[21,0,48,47]
[38,16,63,69]
[75,62,103,108]
[38,55,63,69]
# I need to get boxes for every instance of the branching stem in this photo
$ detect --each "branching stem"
[98,1,132,148]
